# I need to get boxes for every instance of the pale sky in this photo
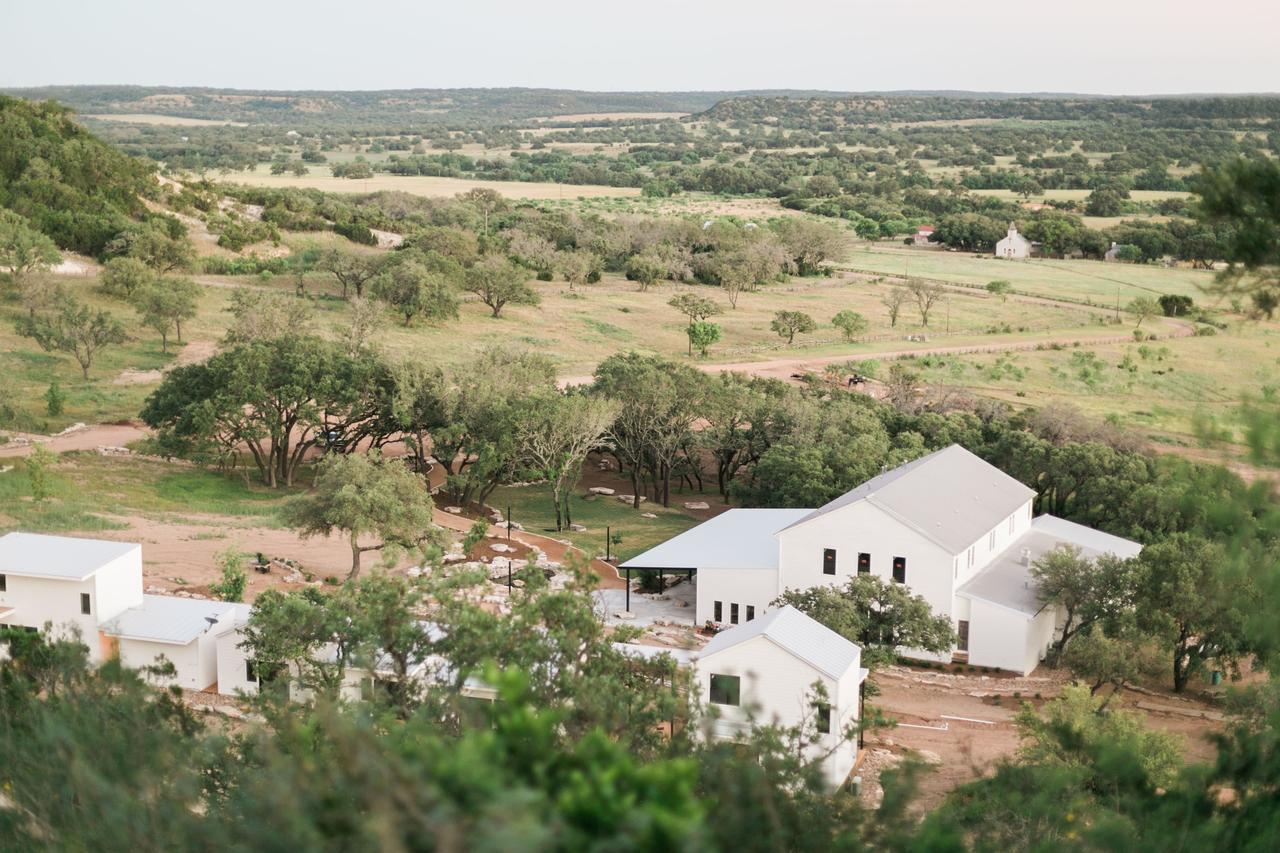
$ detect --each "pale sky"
[4,0,1278,95]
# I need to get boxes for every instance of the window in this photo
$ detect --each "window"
[822,548,837,575]
[892,557,906,584]
[709,673,741,706]
[245,660,258,683]
[714,601,723,622]
[0,574,6,591]
[746,605,755,622]
[1008,514,1015,534]
[80,593,91,615]
[815,703,831,734]
[857,552,871,574]
[989,530,997,550]
[967,546,975,568]
[957,620,970,652]
[730,603,739,624]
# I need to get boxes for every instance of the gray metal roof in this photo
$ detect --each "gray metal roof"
[957,515,1142,616]
[700,605,862,679]
[101,595,236,645]
[619,508,811,571]
[782,445,1035,554]
[0,532,139,581]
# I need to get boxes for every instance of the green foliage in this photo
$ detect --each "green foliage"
[769,310,816,345]
[462,518,489,554]
[209,546,248,602]
[43,380,65,417]
[15,295,128,379]
[831,309,868,341]
[985,279,1012,301]
[26,446,57,502]
[687,320,722,357]
[99,256,154,299]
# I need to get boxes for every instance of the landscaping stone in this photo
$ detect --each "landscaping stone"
[589,486,616,496]
[614,611,636,620]
[683,501,710,510]
[916,749,943,766]
[444,506,463,514]
[641,512,657,519]
[569,523,587,532]
[616,494,647,504]
[490,543,513,553]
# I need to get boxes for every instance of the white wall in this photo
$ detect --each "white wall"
[216,625,258,695]
[776,501,956,619]
[92,549,145,630]
[696,634,860,789]
[0,575,101,656]
[964,598,1052,675]
[953,499,1034,590]
[695,569,779,625]
[118,637,203,689]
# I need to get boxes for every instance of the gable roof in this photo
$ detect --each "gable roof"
[700,605,861,679]
[101,595,236,645]
[781,445,1035,554]
[0,532,139,581]
[620,508,811,571]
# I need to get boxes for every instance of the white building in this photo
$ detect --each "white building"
[621,445,1142,675]
[995,223,1032,259]
[0,532,242,689]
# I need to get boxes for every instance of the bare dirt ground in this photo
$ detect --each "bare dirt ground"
[0,423,149,458]
[113,338,217,386]
[859,664,1228,813]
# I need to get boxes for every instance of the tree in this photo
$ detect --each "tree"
[1061,625,1164,710]
[0,209,60,292]
[16,296,127,379]
[222,288,315,344]
[1031,546,1136,661]
[1085,187,1126,218]
[774,574,955,669]
[99,256,153,299]
[558,250,597,291]
[239,586,361,696]
[985,279,1012,301]
[1195,156,1280,300]
[515,392,618,531]
[284,452,438,579]
[457,187,506,234]
[107,222,194,273]
[718,260,751,309]
[343,295,386,357]
[372,258,459,326]
[669,293,722,355]
[770,219,843,275]
[26,446,57,503]
[907,278,944,326]
[1134,534,1253,693]
[687,321,722,357]
[1127,296,1159,328]
[463,255,539,318]
[209,547,248,603]
[831,310,868,342]
[1158,294,1194,317]
[317,248,383,299]
[770,310,816,345]
[881,286,909,327]
[130,277,199,353]
[625,253,665,292]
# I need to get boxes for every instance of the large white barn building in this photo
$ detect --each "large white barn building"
[621,445,1142,675]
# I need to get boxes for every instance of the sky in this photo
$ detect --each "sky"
[4,0,1279,95]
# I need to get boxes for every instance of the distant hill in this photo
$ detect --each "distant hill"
[0,96,156,255]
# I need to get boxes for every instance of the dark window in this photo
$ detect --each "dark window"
[892,557,906,584]
[730,603,739,624]
[857,552,871,574]
[80,593,91,615]
[746,605,755,621]
[816,703,831,734]
[957,620,970,652]
[709,673,741,706]
[714,601,723,622]
[0,574,6,591]
[822,548,837,575]
[246,660,258,682]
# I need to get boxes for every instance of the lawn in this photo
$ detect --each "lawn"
[842,244,1216,302]
[489,479,700,564]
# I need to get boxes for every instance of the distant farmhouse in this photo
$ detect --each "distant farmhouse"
[912,224,935,246]
[995,223,1033,259]
[622,445,1142,675]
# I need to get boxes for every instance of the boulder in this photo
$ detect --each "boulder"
[589,486,616,496]
[916,749,943,766]
[568,523,587,532]
[683,501,711,510]
[490,543,513,553]
[444,506,463,514]
[613,611,636,620]
[641,512,658,519]
[616,494,647,504]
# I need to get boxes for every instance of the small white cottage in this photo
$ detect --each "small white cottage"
[995,223,1032,259]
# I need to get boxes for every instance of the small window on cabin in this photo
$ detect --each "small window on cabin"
[246,660,258,683]
[858,552,871,574]
[823,548,837,575]
[709,674,741,706]
[815,703,832,734]
[714,601,723,622]
[893,557,907,584]
[746,605,755,622]
[730,603,739,624]
[0,574,6,592]
[80,593,91,615]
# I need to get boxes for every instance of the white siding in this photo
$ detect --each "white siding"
[118,638,204,689]
[90,549,144,631]
[696,634,860,789]
[216,626,258,695]
[0,575,102,655]
[695,569,779,625]
[964,598,1054,675]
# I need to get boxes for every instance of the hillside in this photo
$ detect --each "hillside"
[0,96,155,255]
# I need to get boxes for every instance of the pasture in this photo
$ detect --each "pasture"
[224,165,642,200]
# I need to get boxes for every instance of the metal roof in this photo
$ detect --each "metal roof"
[0,532,139,581]
[101,595,236,645]
[619,508,811,571]
[781,445,1036,554]
[700,605,862,679]
[957,515,1143,616]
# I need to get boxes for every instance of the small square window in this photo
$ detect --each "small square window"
[857,552,871,574]
[714,601,723,622]
[816,703,831,734]
[80,593,91,615]
[892,557,906,584]
[822,548,837,575]
[746,605,755,621]
[730,603,739,624]
[709,673,741,706]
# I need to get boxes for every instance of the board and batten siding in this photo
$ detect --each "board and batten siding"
[695,567,780,625]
